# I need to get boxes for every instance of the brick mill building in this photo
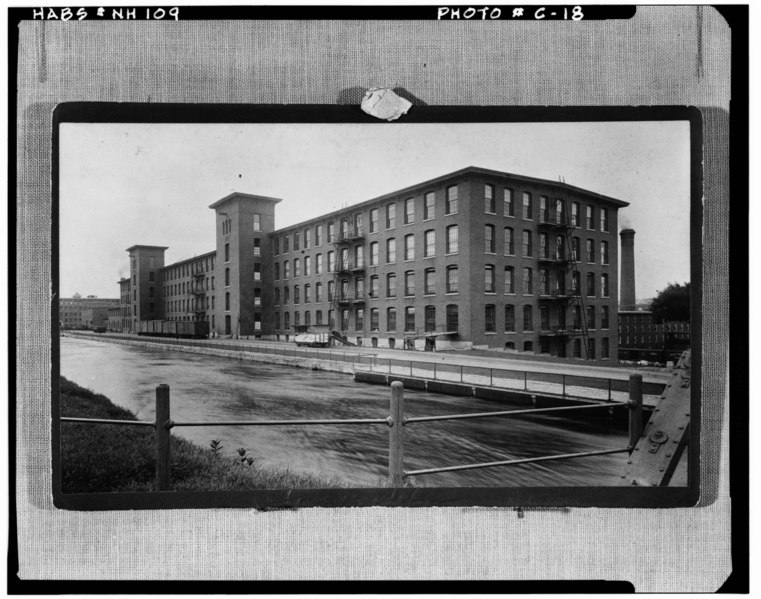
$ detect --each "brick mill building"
[120,167,628,361]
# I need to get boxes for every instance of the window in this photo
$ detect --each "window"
[386,273,397,297]
[485,224,495,253]
[587,272,595,296]
[600,240,609,265]
[327,251,335,272]
[404,234,415,261]
[504,227,514,255]
[315,224,323,246]
[304,284,311,303]
[555,235,565,261]
[387,307,397,332]
[253,263,261,281]
[293,232,300,251]
[523,267,533,294]
[522,192,532,219]
[572,272,580,295]
[283,260,290,279]
[316,310,323,325]
[446,225,459,254]
[601,273,609,297]
[225,267,230,286]
[425,305,436,332]
[304,228,311,248]
[225,292,230,311]
[485,184,495,213]
[504,266,515,294]
[294,258,301,277]
[355,245,364,267]
[572,305,582,330]
[523,305,533,331]
[341,309,350,330]
[601,306,610,329]
[601,337,609,358]
[404,198,415,224]
[355,308,364,331]
[556,269,566,295]
[586,205,595,229]
[284,286,290,304]
[315,282,323,302]
[505,305,515,332]
[367,241,378,266]
[253,238,261,256]
[340,279,349,301]
[424,268,435,295]
[600,208,608,232]
[555,199,565,225]
[485,304,496,332]
[355,213,363,235]
[587,306,595,329]
[539,232,548,259]
[370,308,379,331]
[404,307,416,332]
[573,338,581,357]
[446,266,459,293]
[571,202,580,227]
[340,219,349,240]
[572,237,580,262]
[304,311,311,326]
[340,248,349,272]
[539,195,549,222]
[314,253,322,274]
[149,286,154,297]
[586,239,595,263]
[294,285,300,304]
[370,275,379,298]
[327,221,335,243]
[386,238,396,263]
[224,243,230,262]
[424,191,435,220]
[369,208,378,233]
[274,312,280,330]
[504,188,514,216]
[446,304,458,332]
[588,338,596,359]
[540,305,550,331]
[404,271,415,296]
[424,230,435,257]
[327,281,335,302]
[149,271,155,282]
[522,230,533,257]
[355,278,364,299]
[304,256,311,276]
[386,203,396,229]
[252,213,261,232]
[485,265,495,293]
[446,185,458,214]
[540,268,549,295]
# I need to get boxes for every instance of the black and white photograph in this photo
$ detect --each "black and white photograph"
[55,110,697,500]
[11,4,744,591]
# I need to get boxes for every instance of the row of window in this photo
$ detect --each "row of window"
[275,305,460,333]
[221,214,261,237]
[274,267,611,303]
[273,185,611,256]
[163,257,215,281]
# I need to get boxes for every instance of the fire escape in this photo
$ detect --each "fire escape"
[537,201,591,358]
[331,221,365,340]
[190,261,206,322]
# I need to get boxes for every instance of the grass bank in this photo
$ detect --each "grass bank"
[59,377,340,492]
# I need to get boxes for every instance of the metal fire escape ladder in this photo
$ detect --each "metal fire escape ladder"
[559,196,591,359]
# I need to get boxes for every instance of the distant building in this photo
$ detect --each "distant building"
[118,166,629,361]
[80,308,109,329]
[618,310,690,362]
[59,294,119,329]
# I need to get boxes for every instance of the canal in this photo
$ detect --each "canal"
[61,336,629,487]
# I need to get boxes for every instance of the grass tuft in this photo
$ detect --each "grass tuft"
[59,377,341,493]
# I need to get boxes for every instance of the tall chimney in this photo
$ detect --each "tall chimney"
[620,229,636,311]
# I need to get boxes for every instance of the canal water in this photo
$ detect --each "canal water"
[61,336,629,487]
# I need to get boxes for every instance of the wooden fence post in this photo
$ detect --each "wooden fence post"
[389,382,405,487]
[155,384,171,491]
[628,374,643,451]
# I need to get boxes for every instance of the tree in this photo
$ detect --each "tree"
[650,282,690,323]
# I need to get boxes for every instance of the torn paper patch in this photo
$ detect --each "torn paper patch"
[361,88,412,121]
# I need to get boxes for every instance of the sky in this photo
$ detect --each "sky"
[59,120,691,301]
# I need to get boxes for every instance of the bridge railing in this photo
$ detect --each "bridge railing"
[61,376,645,490]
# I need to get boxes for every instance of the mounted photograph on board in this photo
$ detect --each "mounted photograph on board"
[52,104,701,509]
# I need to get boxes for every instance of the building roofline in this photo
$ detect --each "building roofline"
[126,245,169,252]
[209,192,283,210]
[160,250,217,270]
[270,166,629,233]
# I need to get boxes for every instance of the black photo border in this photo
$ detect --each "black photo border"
[50,103,702,511]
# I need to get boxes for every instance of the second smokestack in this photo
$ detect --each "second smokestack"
[620,228,636,311]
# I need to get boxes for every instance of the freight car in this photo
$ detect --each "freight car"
[136,320,209,339]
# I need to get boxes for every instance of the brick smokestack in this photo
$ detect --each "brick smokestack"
[620,229,636,311]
